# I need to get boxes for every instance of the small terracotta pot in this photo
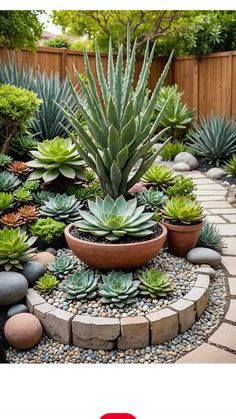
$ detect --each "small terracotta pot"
[64,223,167,270]
[163,221,203,257]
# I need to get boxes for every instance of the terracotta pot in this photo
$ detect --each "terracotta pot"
[163,221,203,257]
[64,223,167,270]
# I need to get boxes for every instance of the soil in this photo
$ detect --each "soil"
[0,307,9,363]
[220,174,236,186]
[197,157,215,173]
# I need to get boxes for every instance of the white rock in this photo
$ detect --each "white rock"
[173,162,190,172]
[206,168,226,179]
[174,152,199,170]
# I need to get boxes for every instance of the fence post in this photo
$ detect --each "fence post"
[61,48,68,81]
[192,59,199,121]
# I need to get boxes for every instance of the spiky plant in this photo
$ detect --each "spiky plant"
[17,205,40,223]
[0,227,37,270]
[48,255,77,279]
[33,190,56,205]
[137,189,165,210]
[225,155,236,176]
[142,164,175,191]
[8,161,31,177]
[74,195,156,242]
[98,270,140,308]
[10,135,38,156]
[58,31,173,199]
[162,197,204,225]
[35,274,58,295]
[166,175,197,200]
[138,268,172,298]
[66,182,101,202]
[0,192,14,214]
[64,269,98,300]
[0,212,24,227]
[0,171,21,191]
[160,141,187,160]
[85,169,97,183]
[14,187,33,203]
[22,180,40,191]
[39,193,81,222]
[198,221,224,252]
[0,153,12,168]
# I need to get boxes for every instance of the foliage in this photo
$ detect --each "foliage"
[33,190,56,205]
[142,164,175,191]
[28,137,85,183]
[0,212,23,228]
[137,189,165,210]
[98,270,139,308]
[45,35,72,49]
[0,227,37,271]
[64,269,98,300]
[0,10,44,51]
[0,84,41,154]
[39,193,81,223]
[8,161,30,177]
[74,195,156,242]
[166,176,197,200]
[85,169,97,183]
[0,154,12,168]
[59,31,173,199]
[188,114,236,166]
[66,182,101,202]
[198,221,224,252]
[14,187,32,203]
[22,180,40,191]
[0,171,21,192]
[0,192,14,214]
[225,155,236,176]
[10,135,37,156]
[160,142,187,160]
[29,217,66,244]
[48,256,76,279]
[162,197,204,225]
[17,205,40,223]
[35,274,58,295]
[138,268,172,298]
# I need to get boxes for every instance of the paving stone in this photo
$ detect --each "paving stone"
[194,178,219,184]
[209,208,236,214]
[169,299,196,333]
[228,278,236,296]
[196,189,226,196]
[222,238,236,256]
[223,214,236,223]
[206,215,227,224]
[72,315,120,341]
[118,316,149,350]
[194,274,210,289]
[208,323,236,351]
[217,224,236,236]
[196,184,226,190]
[146,308,178,345]
[183,172,205,178]
[202,201,232,208]
[197,195,226,201]
[177,343,236,363]
[45,309,74,344]
[222,256,236,275]
[183,286,208,318]
[225,300,236,323]
[25,289,45,314]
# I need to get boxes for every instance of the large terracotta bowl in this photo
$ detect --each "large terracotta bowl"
[64,223,167,270]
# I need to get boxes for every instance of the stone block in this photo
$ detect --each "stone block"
[228,277,236,296]
[183,286,208,318]
[72,315,120,342]
[117,316,149,350]
[225,299,236,323]
[46,309,74,344]
[209,323,236,351]
[222,256,236,276]
[146,308,178,345]
[74,337,116,350]
[169,298,196,333]
[195,274,210,290]
[25,289,45,314]
[177,343,236,363]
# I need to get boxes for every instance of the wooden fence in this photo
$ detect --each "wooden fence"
[0,46,236,119]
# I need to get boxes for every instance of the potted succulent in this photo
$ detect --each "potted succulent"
[162,197,205,257]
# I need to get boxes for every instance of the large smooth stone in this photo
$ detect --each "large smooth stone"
[173,162,190,172]
[197,267,216,279]
[45,247,57,256]
[187,247,222,267]
[7,304,28,317]
[22,261,45,285]
[4,313,42,350]
[174,152,199,170]
[31,252,55,268]
[206,168,226,179]
[0,272,28,306]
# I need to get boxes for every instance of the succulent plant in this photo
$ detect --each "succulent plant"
[66,182,101,202]
[48,255,77,278]
[10,135,38,156]
[98,270,140,308]
[85,170,97,183]
[198,221,224,252]
[33,190,56,205]
[166,175,197,200]
[29,217,66,244]
[8,161,31,177]
[0,153,12,168]
[142,164,175,191]
[225,155,236,176]
[0,227,37,271]
[39,193,82,223]
[160,141,187,160]
[35,274,58,295]
[17,205,40,223]
[64,268,98,300]
[14,187,33,203]
[22,179,40,191]
[74,195,156,242]
[0,212,24,227]
[0,171,21,191]
[162,197,204,225]
[0,192,14,214]
[138,268,172,298]
[27,137,85,183]
[137,189,165,210]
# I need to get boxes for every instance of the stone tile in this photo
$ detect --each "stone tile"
[184,172,205,178]
[118,316,149,350]
[197,195,226,201]
[194,178,219,184]
[45,309,74,344]
[217,224,236,236]
[25,289,45,314]
[176,343,236,363]
[196,184,226,190]
[206,215,227,224]
[222,238,236,256]
[222,256,236,275]
[223,214,236,223]
[225,300,236,323]
[183,286,208,318]
[209,208,236,214]
[146,308,178,344]
[209,323,236,351]
[194,274,210,289]
[196,190,226,196]
[169,299,196,333]
[202,201,232,208]
[203,210,212,215]
[228,277,236,296]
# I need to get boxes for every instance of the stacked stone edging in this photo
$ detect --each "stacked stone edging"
[25,271,210,349]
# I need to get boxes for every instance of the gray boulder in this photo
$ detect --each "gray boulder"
[197,267,216,279]
[7,304,28,317]
[174,152,199,170]
[187,247,221,267]
[173,162,190,172]
[22,261,45,285]
[206,168,226,179]
[0,272,28,306]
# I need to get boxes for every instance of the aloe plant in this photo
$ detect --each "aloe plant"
[59,31,173,198]
[64,269,98,300]
[138,268,172,298]
[98,270,140,307]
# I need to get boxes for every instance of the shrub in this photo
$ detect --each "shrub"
[198,221,224,252]
[98,270,140,308]
[29,217,66,244]
[166,175,197,200]
[162,197,204,225]
[45,36,72,49]
[142,164,175,191]
[160,142,187,160]
[225,155,236,176]
[138,268,172,297]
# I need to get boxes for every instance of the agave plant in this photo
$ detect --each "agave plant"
[28,137,85,183]
[22,180,40,191]
[142,164,175,191]
[17,205,40,223]
[39,193,82,222]
[0,153,12,168]
[74,195,156,242]
[225,155,236,176]
[33,190,56,205]
[48,255,77,279]
[137,189,165,210]
[8,161,31,177]
[188,113,236,166]
[59,30,173,199]
[0,50,34,88]
[0,192,14,214]
[0,171,21,191]
[162,197,204,225]
[35,274,58,295]
[98,270,140,308]
[0,227,37,271]
[64,268,98,300]
[10,135,38,156]
[14,187,33,203]
[0,212,24,227]
[198,221,224,252]
[160,141,187,160]
[138,268,172,298]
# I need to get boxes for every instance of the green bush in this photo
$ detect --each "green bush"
[160,142,187,160]
[29,217,66,244]
[45,36,72,49]
[166,176,197,200]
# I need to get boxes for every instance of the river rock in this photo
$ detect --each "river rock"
[0,272,28,306]
[173,162,190,172]
[4,313,43,350]
[197,267,216,279]
[187,247,221,267]
[22,261,45,285]
[45,247,57,256]
[31,251,55,268]
[206,168,226,179]
[174,152,198,170]
[7,304,28,317]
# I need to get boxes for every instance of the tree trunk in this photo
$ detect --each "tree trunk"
[1,124,15,154]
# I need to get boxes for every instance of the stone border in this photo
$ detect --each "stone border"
[25,272,210,350]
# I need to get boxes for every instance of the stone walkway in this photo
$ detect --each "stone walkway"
[175,171,236,363]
